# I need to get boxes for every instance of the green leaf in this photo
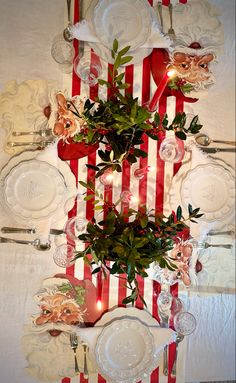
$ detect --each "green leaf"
[84,194,94,201]
[175,131,186,140]
[118,45,131,56]
[176,206,182,221]
[120,56,133,65]
[112,38,118,52]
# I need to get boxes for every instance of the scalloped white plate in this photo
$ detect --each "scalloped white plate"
[95,318,155,383]
[95,307,161,383]
[85,0,153,65]
[3,159,65,220]
[180,163,235,222]
[93,0,152,50]
[0,150,76,225]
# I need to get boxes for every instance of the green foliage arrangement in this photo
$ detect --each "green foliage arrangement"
[66,39,202,176]
[74,181,203,305]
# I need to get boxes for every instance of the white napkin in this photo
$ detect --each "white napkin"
[71,19,171,49]
[76,325,176,373]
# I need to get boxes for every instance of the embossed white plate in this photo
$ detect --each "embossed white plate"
[92,0,152,50]
[180,163,235,222]
[3,160,65,220]
[95,317,155,383]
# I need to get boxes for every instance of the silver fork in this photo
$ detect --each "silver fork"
[158,309,169,376]
[70,333,80,374]
[7,140,53,148]
[12,128,53,137]
[167,4,175,41]
[198,242,233,249]
[82,341,89,379]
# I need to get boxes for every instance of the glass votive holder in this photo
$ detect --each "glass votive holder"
[73,51,102,86]
[99,169,113,186]
[159,136,185,163]
[53,243,76,268]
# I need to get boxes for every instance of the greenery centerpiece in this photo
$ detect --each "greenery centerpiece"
[53,40,202,176]
[74,181,203,305]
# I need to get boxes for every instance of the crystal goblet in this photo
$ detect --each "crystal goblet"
[64,216,88,245]
[174,311,197,336]
[53,243,76,268]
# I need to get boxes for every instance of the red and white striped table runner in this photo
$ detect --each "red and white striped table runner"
[62,1,188,382]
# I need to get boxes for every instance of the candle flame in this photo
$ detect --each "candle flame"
[167,69,176,78]
[96,299,103,310]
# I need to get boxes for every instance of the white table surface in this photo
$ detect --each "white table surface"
[0,1,235,383]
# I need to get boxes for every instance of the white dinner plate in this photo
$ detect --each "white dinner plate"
[0,150,76,225]
[95,307,162,383]
[92,0,152,50]
[95,317,155,383]
[180,163,235,222]
[85,0,153,65]
[3,159,65,220]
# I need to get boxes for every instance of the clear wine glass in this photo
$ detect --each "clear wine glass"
[64,216,88,245]
[53,243,76,268]
[174,311,197,336]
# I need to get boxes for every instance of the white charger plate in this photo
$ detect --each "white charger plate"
[95,307,161,383]
[3,159,65,220]
[93,0,152,50]
[180,163,235,222]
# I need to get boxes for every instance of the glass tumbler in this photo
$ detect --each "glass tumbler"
[73,51,102,86]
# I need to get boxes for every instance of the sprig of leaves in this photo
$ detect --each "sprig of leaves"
[151,111,202,140]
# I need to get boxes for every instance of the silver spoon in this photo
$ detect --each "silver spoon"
[195,133,236,147]
[0,236,51,251]
[63,0,73,42]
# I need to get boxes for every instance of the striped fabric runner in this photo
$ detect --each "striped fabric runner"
[62,0,188,382]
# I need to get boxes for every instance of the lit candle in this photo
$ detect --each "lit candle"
[148,69,176,112]
[96,269,103,306]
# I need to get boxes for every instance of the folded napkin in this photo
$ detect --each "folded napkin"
[71,19,171,49]
[76,325,176,373]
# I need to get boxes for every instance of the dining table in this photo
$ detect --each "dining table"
[0,1,235,383]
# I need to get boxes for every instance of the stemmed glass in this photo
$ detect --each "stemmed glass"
[53,243,76,268]
[171,311,197,377]
[157,291,184,376]
[51,34,75,73]
[64,216,88,245]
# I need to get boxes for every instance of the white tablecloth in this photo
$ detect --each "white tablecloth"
[0,1,235,383]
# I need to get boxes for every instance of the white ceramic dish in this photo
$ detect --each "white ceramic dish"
[92,0,152,50]
[3,159,65,220]
[180,163,235,222]
[95,307,161,383]
[0,150,76,225]
[95,318,155,383]
[85,0,153,65]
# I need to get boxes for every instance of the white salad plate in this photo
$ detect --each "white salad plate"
[85,0,153,65]
[180,163,235,222]
[0,150,76,225]
[95,317,155,383]
[95,307,162,383]
[92,0,152,50]
[3,159,65,220]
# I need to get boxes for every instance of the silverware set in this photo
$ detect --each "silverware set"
[157,2,175,40]
[7,128,54,149]
[69,333,89,377]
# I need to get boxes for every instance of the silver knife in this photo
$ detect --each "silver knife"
[200,147,236,153]
[1,227,64,235]
[79,0,84,58]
